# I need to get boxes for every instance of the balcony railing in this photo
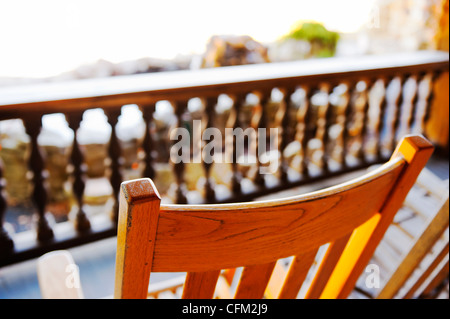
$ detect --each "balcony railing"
[0,50,448,267]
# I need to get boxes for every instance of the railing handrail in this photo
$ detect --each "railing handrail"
[0,50,448,118]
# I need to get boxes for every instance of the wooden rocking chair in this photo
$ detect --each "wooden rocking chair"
[37,134,434,299]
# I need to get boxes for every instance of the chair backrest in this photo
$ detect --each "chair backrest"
[114,134,434,299]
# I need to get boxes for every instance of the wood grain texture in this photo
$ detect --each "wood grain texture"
[114,178,161,299]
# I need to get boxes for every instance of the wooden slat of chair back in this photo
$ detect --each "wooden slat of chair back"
[377,197,449,299]
[114,135,434,299]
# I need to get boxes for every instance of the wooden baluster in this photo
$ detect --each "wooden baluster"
[382,77,399,155]
[375,77,391,161]
[0,158,14,254]
[203,97,216,203]
[182,270,221,299]
[23,115,54,242]
[356,79,373,164]
[105,108,123,223]
[390,75,409,153]
[251,91,270,188]
[226,94,244,196]
[66,112,91,233]
[325,84,337,172]
[315,83,332,174]
[410,73,428,135]
[296,86,316,179]
[422,71,442,130]
[328,84,348,170]
[172,101,188,204]
[141,104,156,180]
[276,87,294,183]
[407,73,424,134]
[235,261,277,298]
[396,75,418,140]
[341,82,356,169]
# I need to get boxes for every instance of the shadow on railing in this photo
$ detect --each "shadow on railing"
[0,50,448,267]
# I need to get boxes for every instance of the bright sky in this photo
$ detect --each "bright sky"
[0,0,375,78]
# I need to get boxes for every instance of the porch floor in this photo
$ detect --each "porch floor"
[0,153,448,299]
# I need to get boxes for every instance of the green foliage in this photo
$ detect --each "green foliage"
[285,22,340,47]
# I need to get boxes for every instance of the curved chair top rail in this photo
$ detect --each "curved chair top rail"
[121,156,406,272]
